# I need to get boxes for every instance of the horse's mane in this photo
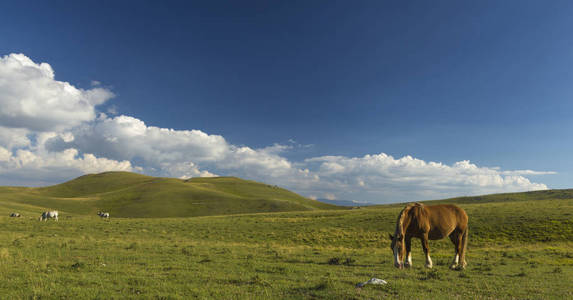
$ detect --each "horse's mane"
[394,202,424,237]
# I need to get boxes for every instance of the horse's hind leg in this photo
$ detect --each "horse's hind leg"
[448,230,462,269]
[459,228,468,269]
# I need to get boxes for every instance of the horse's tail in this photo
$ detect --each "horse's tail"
[460,226,468,267]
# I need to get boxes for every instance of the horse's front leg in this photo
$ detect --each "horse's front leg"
[421,235,433,268]
[404,237,412,268]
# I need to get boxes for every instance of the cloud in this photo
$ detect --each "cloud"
[501,170,558,176]
[324,193,336,200]
[162,161,217,179]
[0,146,11,161]
[0,127,31,149]
[0,146,132,174]
[106,105,118,115]
[0,147,133,186]
[0,53,556,203]
[49,114,229,166]
[301,154,551,202]
[49,114,311,183]
[0,53,113,131]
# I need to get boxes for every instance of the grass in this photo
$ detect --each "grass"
[0,172,338,218]
[0,194,571,298]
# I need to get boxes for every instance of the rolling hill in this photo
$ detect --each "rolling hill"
[0,171,339,217]
[365,188,573,209]
[0,181,571,298]
[2,171,572,219]
[432,188,573,204]
[316,198,374,206]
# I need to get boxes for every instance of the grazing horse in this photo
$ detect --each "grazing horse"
[98,211,110,219]
[39,211,59,221]
[9,212,21,217]
[389,203,468,270]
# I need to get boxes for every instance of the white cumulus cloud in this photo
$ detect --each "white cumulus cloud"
[0,148,132,174]
[50,114,311,184]
[0,53,556,203]
[0,147,133,186]
[0,53,113,131]
[0,127,31,149]
[301,154,551,202]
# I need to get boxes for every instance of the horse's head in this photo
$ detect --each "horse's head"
[389,233,405,269]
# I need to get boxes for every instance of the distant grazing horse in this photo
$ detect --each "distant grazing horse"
[98,211,110,219]
[9,212,21,217]
[389,203,468,270]
[39,211,59,221]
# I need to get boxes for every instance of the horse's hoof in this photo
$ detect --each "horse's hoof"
[449,264,465,271]
[404,263,411,268]
[425,264,433,269]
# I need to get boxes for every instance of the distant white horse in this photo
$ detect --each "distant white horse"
[39,211,58,221]
[9,212,21,217]
[98,211,110,219]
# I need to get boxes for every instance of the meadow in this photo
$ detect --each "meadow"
[0,172,336,218]
[0,195,571,299]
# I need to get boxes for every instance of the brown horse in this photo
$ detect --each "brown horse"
[389,202,468,270]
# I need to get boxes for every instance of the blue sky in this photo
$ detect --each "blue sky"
[0,1,571,203]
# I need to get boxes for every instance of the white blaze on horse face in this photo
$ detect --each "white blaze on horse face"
[393,244,402,268]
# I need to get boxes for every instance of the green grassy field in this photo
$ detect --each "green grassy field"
[0,186,571,299]
[0,172,337,218]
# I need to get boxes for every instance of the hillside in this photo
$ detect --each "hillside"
[428,188,573,205]
[316,198,374,206]
[0,185,571,298]
[0,172,339,217]
[364,188,573,209]
[3,172,572,218]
